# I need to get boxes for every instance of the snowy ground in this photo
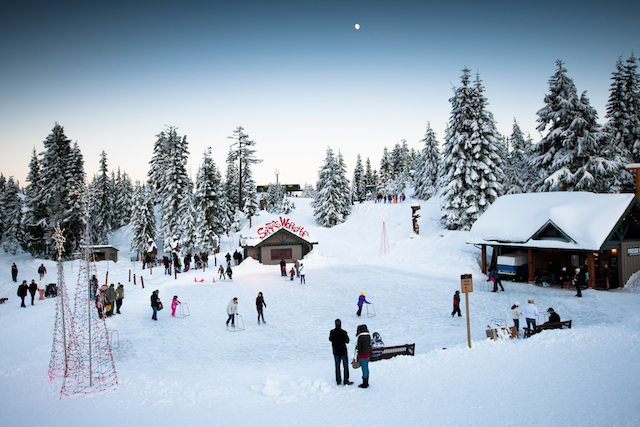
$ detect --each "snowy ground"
[1,196,639,426]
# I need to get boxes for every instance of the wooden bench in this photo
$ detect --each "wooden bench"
[524,320,572,338]
[369,344,415,362]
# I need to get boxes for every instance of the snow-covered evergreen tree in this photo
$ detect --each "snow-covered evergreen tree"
[264,184,294,214]
[227,126,262,211]
[530,60,625,192]
[606,54,640,164]
[301,183,316,198]
[130,182,156,254]
[351,154,366,202]
[503,119,533,194]
[113,168,133,227]
[364,158,374,186]
[179,190,197,253]
[193,148,227,249]
[414,122,441,200]
[224,159,239,228]
[378,147,393,195]
[440,69,503,230]
[314,148,351,227]
[24,148,46,256]
[1,176,23,254]
[90,151,113,245]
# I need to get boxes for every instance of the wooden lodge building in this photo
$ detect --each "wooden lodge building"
[242,227,316,265]
[467,192,640,289]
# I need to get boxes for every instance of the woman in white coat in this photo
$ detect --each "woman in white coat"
[511,302,521,331]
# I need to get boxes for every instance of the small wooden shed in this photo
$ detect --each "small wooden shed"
[243,228,316,265]
[92,245,120,263]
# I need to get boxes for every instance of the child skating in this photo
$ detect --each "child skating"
[171,295,181,316]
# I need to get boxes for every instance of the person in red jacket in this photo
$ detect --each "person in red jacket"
[37,264,47,279]
[452,290,461,317]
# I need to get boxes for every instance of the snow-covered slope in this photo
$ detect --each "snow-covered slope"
[0,196,638,427]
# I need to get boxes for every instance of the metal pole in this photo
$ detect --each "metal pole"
[465,293,471,348]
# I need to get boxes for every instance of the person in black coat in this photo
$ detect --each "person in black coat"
[329,319,353,386]
[11,263,18,282]
[546,308,561,324]
[28,280,38,305]
[279,259,286,276]
[151,290,160,321]
[256,292,266,323]
[452,290,462,317]
[18,280,28,307]
[356,324,371,388]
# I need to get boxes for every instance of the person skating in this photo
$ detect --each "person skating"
[573,268,582,297]
[299,263,305,284]
[329,319,353,386]
[226,297,238,327]
[452,290,462,317]
[279,259,286,277]
[356,292,370,317]
[11,263,18,282]
[28,279,37,305]
[151,290,160,321]
[511,302,521,332]
[256,292,266,324]
[489,269,504,292]
[38,263,47,279]
[17,280,28,307]
[289,267,295,281]
[115,283,124,314]
[226,265,233,280]
[355,324,371,388]
[219,265,226,280]
[171,295,181,316]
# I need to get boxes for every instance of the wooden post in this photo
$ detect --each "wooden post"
[129,269,131,282]
[587,252,596,289]
[461,274,473,349]
[624,164,640,200]
[105,271,109,286]
[528,249,535,283]
[481,245,487,274]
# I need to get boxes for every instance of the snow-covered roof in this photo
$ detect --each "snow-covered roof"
[467,192,637,251]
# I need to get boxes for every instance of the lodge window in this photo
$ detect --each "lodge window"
[271,248,292,260]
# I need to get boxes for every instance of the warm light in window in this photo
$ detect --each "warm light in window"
[612,249,617,254]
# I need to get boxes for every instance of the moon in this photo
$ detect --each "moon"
[355,23,360,30]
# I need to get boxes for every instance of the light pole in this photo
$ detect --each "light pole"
[275,169,280,185]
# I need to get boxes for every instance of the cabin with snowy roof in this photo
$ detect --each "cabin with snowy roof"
[467,192,640,289]
[242,227,317,265]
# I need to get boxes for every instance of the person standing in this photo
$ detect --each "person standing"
[294,259,300,277]
[225,252,231,266]
[299,263,305,284]
[105,284,116,317]
[355,324,371,388]
[356,292,370,317]
[151,290,160,321]
[256,292,266,324]
[28,279,38,305]
[226,265,233,280]
[38,278,46,300]
[18,280,28,307]
[329,319,353,386]
[226,297,238,327]
[489,269,504,292]
[524,299,539,331]
[573,267,582,297]
[38,263,47,279]
[218,264,226,280]
[511,302,521,332]
[115,283,124,314]
[452,290,461,317]
[280,259,286,277]
[11,263,18,282]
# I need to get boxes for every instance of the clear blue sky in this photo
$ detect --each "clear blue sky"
[1,0,639,188]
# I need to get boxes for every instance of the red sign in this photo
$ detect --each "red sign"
[257,217,310,240]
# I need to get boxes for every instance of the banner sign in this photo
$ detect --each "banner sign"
[257,217,310,240]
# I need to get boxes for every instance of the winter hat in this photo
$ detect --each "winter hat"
[548,307,554,312]
[173,295,178,299]
[455,290,460,294]
[361,292,365,295]
[528,299,534,304]
[575,268,580,273]
[514,302,520,307]
[335,319,341,327]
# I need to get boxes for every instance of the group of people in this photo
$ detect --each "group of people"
[279,259,306,283]
[94,281,125,318]
[330,320,382,389]
[15,263,48,307]
[226,250,243,266]
[218,264,233,280]
[223,292,268,328]
[511,299,561,332]
[374,192,406,204]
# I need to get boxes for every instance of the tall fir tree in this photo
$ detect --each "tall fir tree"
[503,119,533,194]
[1,176,23,254]
[364,158,374,186]
[530,60,625,192]
[313,148,351,227]
[414,122,441,200]
[24,148,46,256]
[193,148,227,249]
[224,158,239,230]
[179,189,197,253]
[351,154,366,201]
[113,168,133,227]
[227,126,262,211]
[378,147,393,195]
[130,182,156,254]
[440,69,503,230]
[90,151,113,245]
